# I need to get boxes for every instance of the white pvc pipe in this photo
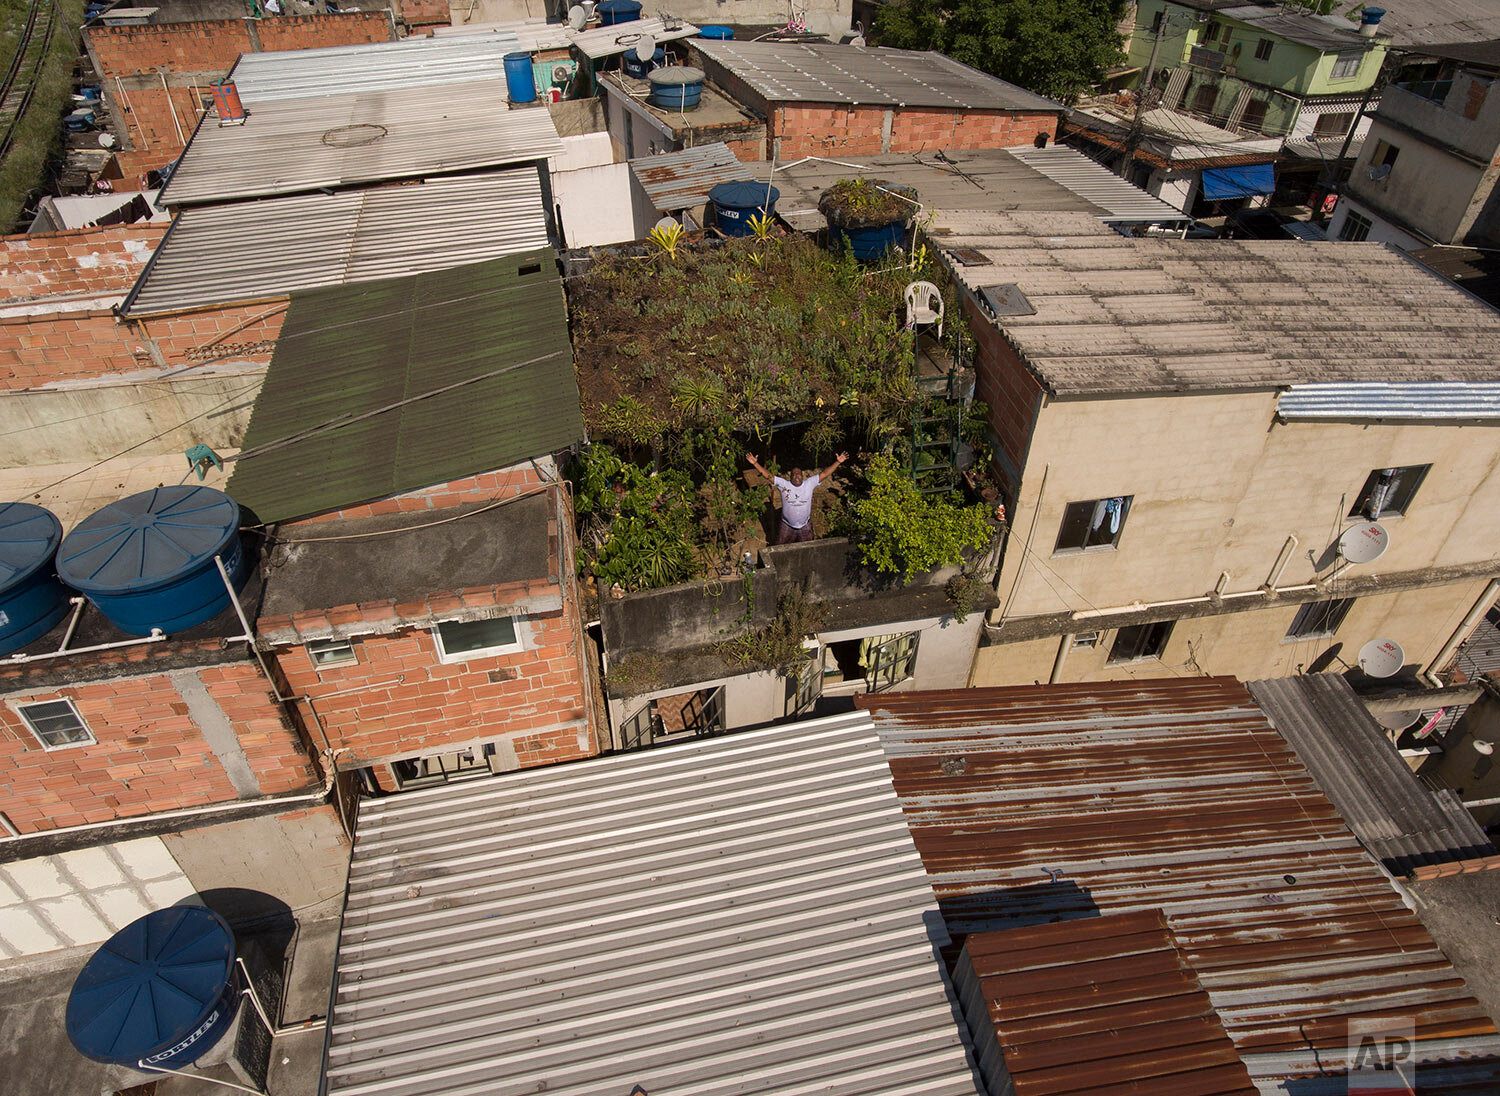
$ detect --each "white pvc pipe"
[1423,577,1500,687]
[2,628,167,664]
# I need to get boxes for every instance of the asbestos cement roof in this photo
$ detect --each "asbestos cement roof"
[859,677,1500,1091]
[1247,674,1495,875]
[938,214,1500,395]
[571,16,700,60]
[323,711,984,1096]
[630,141,753,211]
[693,40,1063,112]
[159,81,561,206]
[1277,381,1500,421]
[957,910,1257,1096]
[227,32,525,104]
[766,147,1183,234]
[120,169,549,317]
[1219,5,1382,51]
[224,251,583,524]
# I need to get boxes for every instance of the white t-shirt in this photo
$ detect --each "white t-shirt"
[773,474,820,529]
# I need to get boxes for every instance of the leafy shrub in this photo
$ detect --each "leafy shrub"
[818,179,920,229]
[570,445,701,591]
[847,455,996,579]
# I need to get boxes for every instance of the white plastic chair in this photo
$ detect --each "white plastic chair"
[904,281,944,337]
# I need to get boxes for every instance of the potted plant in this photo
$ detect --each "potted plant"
[818,178,919,260]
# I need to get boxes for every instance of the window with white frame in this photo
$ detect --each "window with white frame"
[1330,51,1362,80]
[432,616,525,662]
[16,698,95,749]
[1338,210,1372,242]
[307,638,357,668]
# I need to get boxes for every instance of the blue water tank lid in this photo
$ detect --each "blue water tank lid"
[66,906,235,1066]
[503,50,532,61]
[710,181,780,207]
[597,0,642,12]
[0,502,62,594]
[698,24,733,39]
[57,486,241,595]
[648,65,705,86]
[1361,6,1385,21]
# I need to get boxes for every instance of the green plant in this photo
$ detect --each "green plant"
[671,373,725,422]
[604,651,666,697]
[596,396,667,450]
[646,219,686,261]
[569,445,702,591]
[847,455,996,579]
[748,211,776,241]
[818,178,920,229]
[717,584,828,673]
[944,571,989,623]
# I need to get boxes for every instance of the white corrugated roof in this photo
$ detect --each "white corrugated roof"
[1277,381,1500,421]
[228,32,525,104]
[121,170,549,317]
[571,16,700,59]
[1007,145,1186,223]
[323,712,983,1096]
[160,80,562,207]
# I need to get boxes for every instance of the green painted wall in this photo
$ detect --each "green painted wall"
[1127,0,1384,98]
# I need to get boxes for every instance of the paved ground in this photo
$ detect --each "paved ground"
[0,891,342,1096]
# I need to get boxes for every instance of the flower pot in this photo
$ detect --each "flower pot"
[830,219,909,260]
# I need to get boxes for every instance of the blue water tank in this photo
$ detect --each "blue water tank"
[597,0,641,25]
[698,24,733,39]
[835,221,909,260]
[504,51,537,103]
[648,65,705,111]
[0,502,69,656]
[57,486,247,637]
[623,46,665,80]
[710,181,780,236]
[68,906,239,1069]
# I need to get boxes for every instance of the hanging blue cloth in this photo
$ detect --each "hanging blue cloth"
[1105,496,1123,534]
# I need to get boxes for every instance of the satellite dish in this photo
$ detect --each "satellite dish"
[1475,740,1496,757]
[850,35,866,47]
[568,4,586,29]
[633,33,657,62]
[1368,163,1392,182]
[655,215,679,233]
[1373,708,1421,732]
[97,132,118,149]
[1358,638,1405,679]
[1338,521,1389,564]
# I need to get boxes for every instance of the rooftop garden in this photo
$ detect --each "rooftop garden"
[565,216,1001,603]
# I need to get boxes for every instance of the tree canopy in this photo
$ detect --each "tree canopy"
[874,0,1129,104]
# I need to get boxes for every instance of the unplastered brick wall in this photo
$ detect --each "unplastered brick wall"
[773,105,887,158]
[286,465,551,526]
[0,298,285,390]
[964,293,1044,488]
[0,224,165,302]
[86,13,393,78]
[396,0,450,27]
[771,104,1060,159]
[267,595,594,773]
[0,663,318,835]
[110,84,211,155]
[255,12,393,50]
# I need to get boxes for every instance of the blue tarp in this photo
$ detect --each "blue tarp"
[1201,163,1275,201]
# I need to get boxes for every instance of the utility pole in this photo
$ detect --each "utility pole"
[1122,19,1168,177]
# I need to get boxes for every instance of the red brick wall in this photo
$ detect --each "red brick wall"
[0,665,318,835]
[723,134,769,162]
[964,292,1044,490]
[0,224,165,301]
[87,21,256,79]
[110,85,209,154]
[255,12,393,51]
[771,104,1060,159]
[396,0,450,27]
[286,466,550,525]
[0,301,285,390]
[269,595,594,773]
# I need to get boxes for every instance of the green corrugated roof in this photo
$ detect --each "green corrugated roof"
[226,251,584,524]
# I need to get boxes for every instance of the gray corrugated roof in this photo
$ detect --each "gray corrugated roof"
[1248,675,1494,874]
[1220,4,1382,50]
[324,711,984,1096]
[940,217,1500,395]
[629,141,753,211]
[160,81,561,207]
[225,252,582,524]
[121,170,550,317]
[694,40,1063,112]
[765,148,1178,235]
[1278,381,1500,421]
[228,32,524,104]
[1344,1,1500,47]
[571,16,700,59]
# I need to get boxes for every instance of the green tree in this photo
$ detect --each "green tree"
[874,0,1128,104]
[847,456,996,580]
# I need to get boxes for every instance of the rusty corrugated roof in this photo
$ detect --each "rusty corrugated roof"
[858,677,1500,1090]
[629,142,753,213]
[957,910,1257,1096]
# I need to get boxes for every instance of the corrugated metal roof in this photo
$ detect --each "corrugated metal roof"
[938,219,1500,395]
[160,81,561,207]
[1006,146,1187,222]
[629,141,752,211]
[694,40,1063,112]
[224,251,582,524]
[1278,381,1500,421]
[228,32,524,104]
[324,712,985,1096]
[858,678,1500,1090]
[121,170,549,317]
[1220,5,1379,50]
[1247,674,1494,874]
[955,911,1257,1096]
[571,16,701,60]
